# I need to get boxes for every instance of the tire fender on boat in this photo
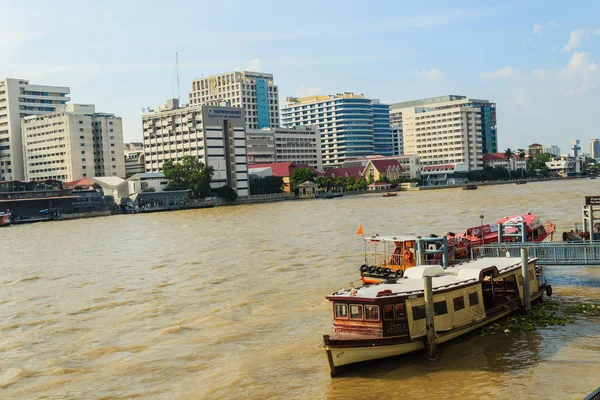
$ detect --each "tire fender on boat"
[360,264,368,272]
[395,269,404,278]
[368,266,376,273]
[375,267,383,275]
[382,268,391,276]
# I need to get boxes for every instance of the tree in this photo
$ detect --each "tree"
[290,168,317,185]
[357,176,368,190]
[334,177,346,190]
[517,149,527,179]
[504,148,513,179]
[249,176,284,195]
[162,156,214,198]
[526,153,552,178]
[217,185,238,202]
[141,187,156,192]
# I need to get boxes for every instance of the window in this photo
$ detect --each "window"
[383,304,395,320]
[334,304,347,319]
[80,135,84,139]
[412,305,426,320]
[81,151,85,154]
[350,304,363,320]
[395,303,405,319]
[365,305,379,321]
[453,295,465,311]
[469,292,479,307]
[434,301,448,316]
[81,158,86,162]
[79,120,83,124]
[80,128,84,132]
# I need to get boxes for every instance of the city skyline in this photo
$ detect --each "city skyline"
[1,0,600,152]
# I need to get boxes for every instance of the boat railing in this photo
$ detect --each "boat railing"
[364,251,406,268]
[473,241,600,265]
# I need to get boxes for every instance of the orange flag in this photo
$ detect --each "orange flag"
[356,225,364,235]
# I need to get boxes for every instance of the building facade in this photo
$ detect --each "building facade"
[528,143,544,157]
[245,125,322,170]
[21,104,124,181]
[342,154,421,179]
[482,153,527,171]
[544,145,561,156]
[0,78,70,180]
[571,139,581,158]
[390,95,497,155]
[142,100,249,196]
[394,102,483,171]
[189,71,279,129]
[590,139,600,160]
[391,125,403,156]
[281,93,392,167]
[124,142,145,177]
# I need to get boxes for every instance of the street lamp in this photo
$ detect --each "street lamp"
[479,214,485,244]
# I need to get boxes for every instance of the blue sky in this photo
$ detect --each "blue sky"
[1,0,599,153]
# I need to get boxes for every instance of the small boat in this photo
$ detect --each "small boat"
[0,212,12,227]
[515,180,527,185]
[324,256,551,376]
[462,184,477,190]
[382,192,398,197]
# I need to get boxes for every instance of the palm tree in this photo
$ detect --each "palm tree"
[504,148,513,179]
[517,149,527,179]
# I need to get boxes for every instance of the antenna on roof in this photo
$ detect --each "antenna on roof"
[176,52,180,102]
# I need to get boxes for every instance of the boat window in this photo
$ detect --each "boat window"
[453,295,465,311]
[350,304,363,320]
[365,305,379,321]
[383,304,395,320]
[334,304,347,319]
[395,303,406,319]
[412,305,426,320]
[434,301,448,316]
[469,292,479,307]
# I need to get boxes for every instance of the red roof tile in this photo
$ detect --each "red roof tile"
[369,159,404,172]
[323,166,364,179]
[423,164,457,171]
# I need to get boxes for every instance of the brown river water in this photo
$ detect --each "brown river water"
[1,179,599,399]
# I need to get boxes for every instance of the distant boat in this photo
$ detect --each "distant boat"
[462,184,477,190]
[515,180,527,185]
[382,192,398,197]
[0,212,12,227]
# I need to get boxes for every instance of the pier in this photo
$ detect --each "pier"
[474,241,600,265]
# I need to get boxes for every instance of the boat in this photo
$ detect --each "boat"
[0,211,12,227]
[382,192,398,197]
[453,213,556,247]
[324,256,551,376]
[359,235,418,284]
[462,184,477,190]
[515,179,527,185]
[323,192,344,199]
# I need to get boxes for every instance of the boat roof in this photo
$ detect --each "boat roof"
[364,234,419,242]
[329,257,530,300]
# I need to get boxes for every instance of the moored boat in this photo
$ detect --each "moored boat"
[0,212,12,227]
[382,192,398,197]
[463,184,477,190]
[324,257,550,376]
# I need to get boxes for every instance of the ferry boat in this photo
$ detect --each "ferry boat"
[359,235,418,284]
[0,212,12,227]
[324,257,551,376]
[382,192,398,197]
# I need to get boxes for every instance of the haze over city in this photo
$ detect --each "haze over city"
[1,0,599,150]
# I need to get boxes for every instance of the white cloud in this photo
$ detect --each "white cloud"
[479,66,519,79]
[559,51,597,95]
[414,67,445,81]
[532,23,543,35]
[563,29,586,52]
[532,69,553,80]
[295,85,322,97]
[246,58,262,72]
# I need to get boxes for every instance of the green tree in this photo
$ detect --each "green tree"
[357,176,368,190]
[504,148,513,179]
[141,187,156,193]
[290,168,317,185]
[249,176,284,195]
[217,185,238,202]
[334,177,346,190]
[315,176,328,189]
[162,156,214,198]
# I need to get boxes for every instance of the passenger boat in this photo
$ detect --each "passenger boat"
[0,212,12,227]
[359,235,418,284]
[462,183,477,190]
[382,192,398,197]
[324,257,551,376]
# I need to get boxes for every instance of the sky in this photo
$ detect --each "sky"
[1,0,599,154]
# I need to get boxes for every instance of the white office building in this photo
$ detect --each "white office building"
[21,104,124,181]
[189,71,279,130]
[142,100,249,196]
[0,78,70,180]
[124,142,145,177]
[590,139,600,160]
[246,125,322,170]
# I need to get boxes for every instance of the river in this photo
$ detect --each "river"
[1,179,599,399]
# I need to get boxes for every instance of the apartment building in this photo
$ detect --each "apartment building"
[0,78,70,180]
[124,142,145,177]
[21,104,124,181]
[245,125,322,170]
[281,93,391,167]
[590,139,600,159]
[189,71,279,129]
[142,100,249,196]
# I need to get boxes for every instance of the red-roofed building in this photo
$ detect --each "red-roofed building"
[528,143,544,157]
[482,153,526,171]
[63,179,95,190]
[322,166,364,180]
[248,162,320,193]
[364,159,403,182]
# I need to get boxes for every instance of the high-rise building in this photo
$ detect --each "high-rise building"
[394,100,483,171]
[21,104,125,181]
[281,93,392,167]
[124,142,145,177]
[245,125,322,170]
[544,145,561,156]
[0,78,70,180]
[390,95,497,155]
[189,71,279,130]
[590,139,600,159]
[142,100,249,196]
[391,125,403,156]
[571,139,581,157]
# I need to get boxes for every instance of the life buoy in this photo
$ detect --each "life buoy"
[360,264,368,272]
[382,268,391,276]
[395,269,404,278]
[375,267,383,274]
[546,285,553,296]
[368,266,376,273]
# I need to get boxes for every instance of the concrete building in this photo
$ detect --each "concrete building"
[482,152,526,171]
[391,125,403,156]
[21,104,125,181]
[342,154,421,180]
[127,172,168,194]
[282,93,392,167]
[363,159,403,182]
[124,142,145,177]
[571,139,582,158]
[0,78,70,180]
[544,145,561,157]
[528,143,544,157]
[421,163,469,186]
[590,139,600,160]
[390,95,497,155]
[392,100,483,171]
[189,71,279,129]
[246,125,322,170]
[546,156,584,176]
[142,100,249,196]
